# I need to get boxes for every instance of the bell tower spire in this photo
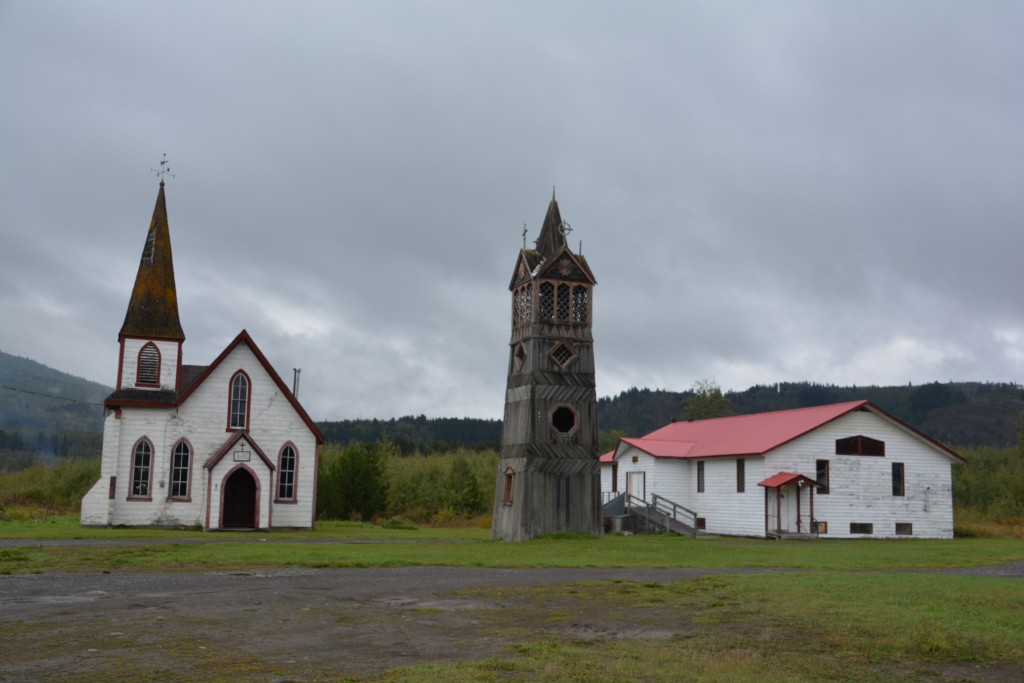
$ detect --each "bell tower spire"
[492,194,601,542]
[115,172,185,393]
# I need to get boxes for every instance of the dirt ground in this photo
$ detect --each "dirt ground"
[2,559,1023,682]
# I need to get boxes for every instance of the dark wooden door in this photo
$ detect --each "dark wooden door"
[222,468,257,528]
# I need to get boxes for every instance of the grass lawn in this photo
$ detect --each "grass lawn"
[1,515,1023,574]
[2,516,1023,681]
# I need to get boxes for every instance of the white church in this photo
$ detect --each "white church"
[80,180,323,530]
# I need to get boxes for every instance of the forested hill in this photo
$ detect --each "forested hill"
[3,347,1022,456]
[319,381,1024,451]
[0,350,109,464]
[599,382,1024,448]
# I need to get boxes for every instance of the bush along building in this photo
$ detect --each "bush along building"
[80,179,323,529]
[492,192,602,541]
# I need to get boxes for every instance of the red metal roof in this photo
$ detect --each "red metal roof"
[758,472,819,488]
[599,450,615,463]
[616,401,868,460]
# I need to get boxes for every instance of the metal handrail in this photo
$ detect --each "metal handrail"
[650,493,698,528]
[622,493,698,537]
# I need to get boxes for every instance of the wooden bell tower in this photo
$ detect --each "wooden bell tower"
[491,192,601,541]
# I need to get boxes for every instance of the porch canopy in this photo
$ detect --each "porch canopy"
[757,472,820,489]
[757,472,822,538]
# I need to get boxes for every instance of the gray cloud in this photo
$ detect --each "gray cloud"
[2,1,1022,420]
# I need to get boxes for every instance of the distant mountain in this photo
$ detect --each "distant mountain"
[0,350,110,462]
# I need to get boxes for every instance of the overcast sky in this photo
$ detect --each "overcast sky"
[1,2,1022,421]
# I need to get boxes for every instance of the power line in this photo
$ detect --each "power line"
[0,385,103,406]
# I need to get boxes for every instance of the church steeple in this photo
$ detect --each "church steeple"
[119,180,185,342]
[492,193,601,542]
[534,189,567,259]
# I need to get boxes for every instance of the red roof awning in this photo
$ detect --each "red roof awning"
[758,472,821,489]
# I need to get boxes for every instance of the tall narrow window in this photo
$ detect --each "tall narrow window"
[539,283,554,321]
[229,371,250,430]
[556,283,570,321]
[130,438,153,498]
[816,459,830,494]
[278,444,297,500]
[736,458,745,493]
[170,440,191,499]
[892,462,905,496]
[137,343,160,386]
[572,285,589,323]
[697,461,705,493]
[502,467,515,505]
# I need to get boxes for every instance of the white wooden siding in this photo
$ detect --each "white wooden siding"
[83,342,318,529]
[599,409,957,539]
[120,338,180,390]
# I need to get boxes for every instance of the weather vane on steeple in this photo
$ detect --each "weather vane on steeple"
[151,154,175,182]
[522,223,528,250]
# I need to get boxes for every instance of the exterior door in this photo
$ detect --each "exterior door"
[626,471,645,501]
[779,485,800,533]
[222,468,257,529]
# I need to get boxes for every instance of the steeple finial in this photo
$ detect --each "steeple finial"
[151,153,175,183]
[552,185,556,202]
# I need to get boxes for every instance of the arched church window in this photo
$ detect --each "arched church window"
[169,439,191,499]
[539,283,554,321]
[572,286,589,323]
[130,438,153,498]
[137,343,160,386]
[278,443,297,501]
[229,371,250,430]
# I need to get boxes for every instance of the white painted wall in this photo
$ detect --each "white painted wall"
[120,338,180,390]
[599,408,958,539]
[82,340,318,529]
[766,410,956,539]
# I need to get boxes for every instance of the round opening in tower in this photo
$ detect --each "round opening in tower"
[551,406,577,434]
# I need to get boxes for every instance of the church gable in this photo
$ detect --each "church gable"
[534,246,596,285]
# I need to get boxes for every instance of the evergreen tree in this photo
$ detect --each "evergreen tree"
[683,380,732,420]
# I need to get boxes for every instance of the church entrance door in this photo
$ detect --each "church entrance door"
[222,468,257,529]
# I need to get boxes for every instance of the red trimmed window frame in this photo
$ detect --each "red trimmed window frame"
[168,438,193,501]
[502,467,515,505]
[227,370,252,432]
[136,342,161,387]
[128,436,155,501]
[276,442,298,503]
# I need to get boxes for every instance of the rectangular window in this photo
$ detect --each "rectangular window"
[816,459,830,494]
[696,517,706,530]
[736,458,745,493]
[813,520,828,534]
[850,522,873,534]
[892,462,905,496]
[697,461,705,493]
[896,522,913,536]
[611,463,618,493]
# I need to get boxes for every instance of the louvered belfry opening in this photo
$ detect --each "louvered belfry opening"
[492,194,601,542]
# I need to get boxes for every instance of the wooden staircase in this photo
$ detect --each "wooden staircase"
[602,493,698,538]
